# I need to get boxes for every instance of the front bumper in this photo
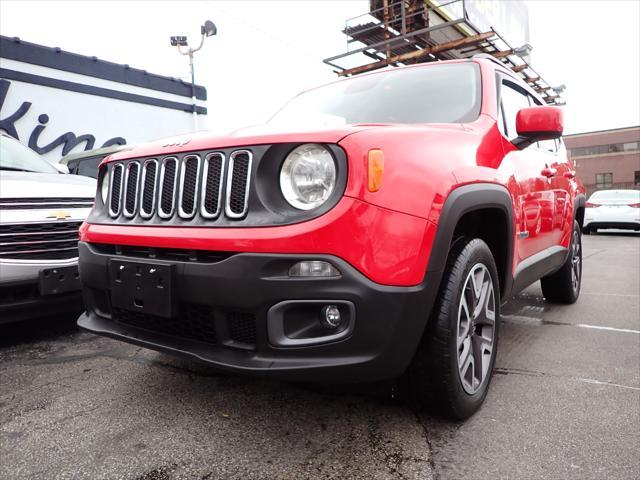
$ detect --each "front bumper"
[584,207,640,230]
[77,241,437,382]
[0,257,83,324]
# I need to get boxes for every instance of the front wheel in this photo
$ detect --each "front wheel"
[401,238,500,420]
[541,220,582,304]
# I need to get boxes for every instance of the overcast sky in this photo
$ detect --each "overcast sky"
[1,0,639,135]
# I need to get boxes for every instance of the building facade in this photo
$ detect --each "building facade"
[564,126,640,197]
[0,36,207,164]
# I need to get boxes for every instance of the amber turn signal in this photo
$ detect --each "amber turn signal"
[368,149,384,192]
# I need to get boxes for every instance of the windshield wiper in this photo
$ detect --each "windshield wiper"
[0,166,37,173]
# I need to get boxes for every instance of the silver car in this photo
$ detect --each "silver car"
[0,134,96,323]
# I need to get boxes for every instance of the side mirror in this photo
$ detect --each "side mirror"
[514,106,563,149]
[53,162,70,174]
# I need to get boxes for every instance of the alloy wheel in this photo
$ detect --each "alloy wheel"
[457,263,496,395]
[571,228,582,293]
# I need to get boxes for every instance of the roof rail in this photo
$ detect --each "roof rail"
[471,53,507,68]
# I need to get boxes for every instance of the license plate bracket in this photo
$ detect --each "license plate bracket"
[38,265,81,296]
[109,259,176,318]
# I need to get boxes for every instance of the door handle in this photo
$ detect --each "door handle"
[563,170,576,179]
[541,167,557,178]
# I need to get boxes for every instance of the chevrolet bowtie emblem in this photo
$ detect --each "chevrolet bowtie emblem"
[47,210,72,220]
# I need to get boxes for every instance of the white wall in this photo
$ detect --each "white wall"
[0,58,207,163]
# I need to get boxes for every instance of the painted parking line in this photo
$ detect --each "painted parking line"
[580,292,640,298]
[576,378,640,391]
[502,315,640,334]
[495,367,640,391]
[575,323,640,335]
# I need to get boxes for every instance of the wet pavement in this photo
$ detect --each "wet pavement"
[1,232,638,479]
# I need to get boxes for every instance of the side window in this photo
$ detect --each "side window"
[497,102,507,136]
[538,138,558,154]
[595,172,613,189]
[500,81,531,141]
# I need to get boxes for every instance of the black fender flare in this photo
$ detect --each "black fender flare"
[573,193,586,226]
[424,183,515,300]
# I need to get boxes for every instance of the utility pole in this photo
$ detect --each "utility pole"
[170,20,217,132]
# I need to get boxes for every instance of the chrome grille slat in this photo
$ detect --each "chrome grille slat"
[178,155,201,219]
[0,221,81,260]
[200,153,225,219]
[225,150,252,219]
[158,157,179,218]
[139,159,158,218]
[0,238,81,246]
[0,198,94,209]
[109,163,124,217]
[0,229,81,237]
[123,161,140,218]
[0,246,79,256]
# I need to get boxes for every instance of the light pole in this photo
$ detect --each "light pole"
[170,20,217,131]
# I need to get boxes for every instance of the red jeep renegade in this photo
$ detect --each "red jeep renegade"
[78,58,585,419]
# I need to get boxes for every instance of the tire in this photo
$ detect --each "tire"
[401,238,500,420]
[541,220,582,304]
[582,226,591,235]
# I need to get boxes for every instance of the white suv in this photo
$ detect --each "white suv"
[0,134,96,323]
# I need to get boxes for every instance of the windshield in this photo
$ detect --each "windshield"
[0,135,57,173]
[269,63,481,127]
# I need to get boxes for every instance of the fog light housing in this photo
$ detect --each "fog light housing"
[320,305,342,328]
[289,261,340,278]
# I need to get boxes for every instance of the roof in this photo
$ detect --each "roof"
[563,126,640,138]
[0,35,206,100]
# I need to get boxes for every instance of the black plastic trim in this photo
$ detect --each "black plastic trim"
[267,300,356,347]
[425,183,515,299]
[512,245,568,294]
[77,242,438,382]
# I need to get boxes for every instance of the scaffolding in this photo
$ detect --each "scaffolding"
[323,0,565,105]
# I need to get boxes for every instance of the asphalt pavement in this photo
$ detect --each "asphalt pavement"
[1,232,638,480]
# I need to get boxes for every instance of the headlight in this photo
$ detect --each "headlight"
[100,169,110,204]
[279,144,336,210]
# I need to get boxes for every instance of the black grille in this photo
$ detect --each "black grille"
[124,163,139,215]
[141,161,157,215]
[114,305,218,346]
[0,197,94,210]
[180,156,199,216]
[103,149,255,222]
[0,221,81,259]
[228,152,251,217]
[160,159,177,215]
[110,165,123,215]
[93,243,233,263]
[228,311,257,345]
[202,153,223,217]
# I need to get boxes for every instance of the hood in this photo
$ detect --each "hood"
[0,171,96,199]
[106,124,379,161]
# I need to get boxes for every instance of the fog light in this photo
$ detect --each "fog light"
[320,305,342,328]
[289,261,340,278]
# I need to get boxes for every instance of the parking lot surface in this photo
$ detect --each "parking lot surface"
[1,232,639,480]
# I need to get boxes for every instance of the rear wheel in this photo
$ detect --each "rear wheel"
[401,238,500,420]
[541,220,582,304]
